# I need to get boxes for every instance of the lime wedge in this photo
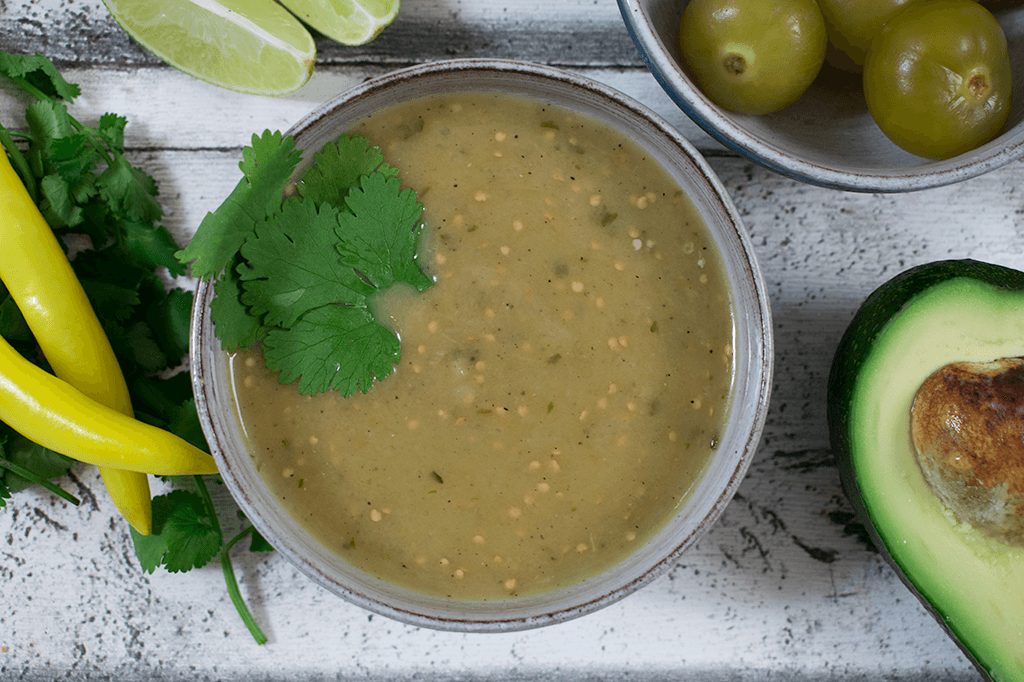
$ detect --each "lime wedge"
[278,0,400,46]
[102,0,316,96]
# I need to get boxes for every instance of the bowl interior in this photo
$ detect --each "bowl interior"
[190,59,774,632]
[619,0,1024,191]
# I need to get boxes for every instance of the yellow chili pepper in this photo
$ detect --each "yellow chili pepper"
[0,333,217,475]
[0,143,151,532]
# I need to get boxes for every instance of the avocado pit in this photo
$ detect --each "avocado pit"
[910,357,1024,547]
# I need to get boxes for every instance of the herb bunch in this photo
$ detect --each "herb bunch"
[0,53,197,497]
[177,131,435,396]
[0,52,270,643]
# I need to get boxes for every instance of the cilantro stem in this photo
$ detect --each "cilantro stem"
[221,525,268,645]
[192,473,221,526]
[193,474,267,645]
[5,75,49,104]
[0,125,37,203]
[79,127,117,169]
[0,458,80,506]
[7,74,117,170]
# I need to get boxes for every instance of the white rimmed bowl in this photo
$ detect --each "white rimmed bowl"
[190,58,773,632]
[618,0,1024,192]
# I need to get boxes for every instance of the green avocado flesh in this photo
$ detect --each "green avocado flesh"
[829,260,1024,682]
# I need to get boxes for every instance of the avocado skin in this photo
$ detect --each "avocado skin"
[827,259,1024,682]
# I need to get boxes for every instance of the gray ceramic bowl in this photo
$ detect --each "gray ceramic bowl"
[618,0,1024,192]
[190,59,773,632]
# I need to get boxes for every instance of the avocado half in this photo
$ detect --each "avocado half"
[827,259,1024,682]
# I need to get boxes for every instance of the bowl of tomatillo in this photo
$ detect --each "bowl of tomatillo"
[618,0,1024,192]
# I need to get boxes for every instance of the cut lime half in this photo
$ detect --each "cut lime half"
[278,0,400,46]
[103,0,316,96]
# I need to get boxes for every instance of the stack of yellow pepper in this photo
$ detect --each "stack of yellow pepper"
[0,143,217,535]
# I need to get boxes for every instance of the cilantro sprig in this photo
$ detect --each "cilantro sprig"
[131,477,272,644]
[178,131,434,396]
[0,51,271,643]
[0,51,195,502]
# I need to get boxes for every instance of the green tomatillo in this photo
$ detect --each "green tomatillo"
[863,0,1011,160]
[817,0,926,71]
[677,0,827,115]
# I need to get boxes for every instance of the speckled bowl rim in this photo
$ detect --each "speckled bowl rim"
[190,58,774,633]
[617,0,1024,193]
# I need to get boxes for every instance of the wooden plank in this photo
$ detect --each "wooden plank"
[0,65,725,152]
[2,147,998,678]
[3,3,1021,676]
[2,0,644,67]
[0,0,726,153]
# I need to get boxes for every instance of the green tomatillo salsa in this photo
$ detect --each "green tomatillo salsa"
[229,92,736,600]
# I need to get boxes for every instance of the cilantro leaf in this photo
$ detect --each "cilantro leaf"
[178,131,434,397]
[129,373,208,456]
[239,197,373,329]
[0,125,36,201]
[0,431,80,507]
[39,173,84,227]
[0,295,34,344]
[79,278,141,323]
[26,100,76,155]
[167,400,209,452]
[176,130,302,279]
[125,220,188,276]
[71,244,150,289]
[1,50,268,643]
[211,264,263,352]
[0,430,75,495]
[0,52,80,101]
[249,529,274,553]
[97,113,126,154]
[337,172,433,293]
[263,304,400,396]
[131,373,196,427]
[145,287,193,363]
[98,153,162,225]
[48,133,99,186]
[132,489,221,574]
[75,197,120,247]
[299,134,398,207]
[106,320,167,374]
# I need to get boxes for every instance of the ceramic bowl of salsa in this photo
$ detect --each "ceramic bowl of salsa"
[190,58,773,632]
[617,0,1024,192]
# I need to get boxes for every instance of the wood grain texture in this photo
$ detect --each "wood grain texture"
[6,148,1001,680]
[2,0,644,66]
[0,66,724,152]
[0,0,1016,678]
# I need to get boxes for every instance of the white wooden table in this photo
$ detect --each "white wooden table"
[0,0,1010,679]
